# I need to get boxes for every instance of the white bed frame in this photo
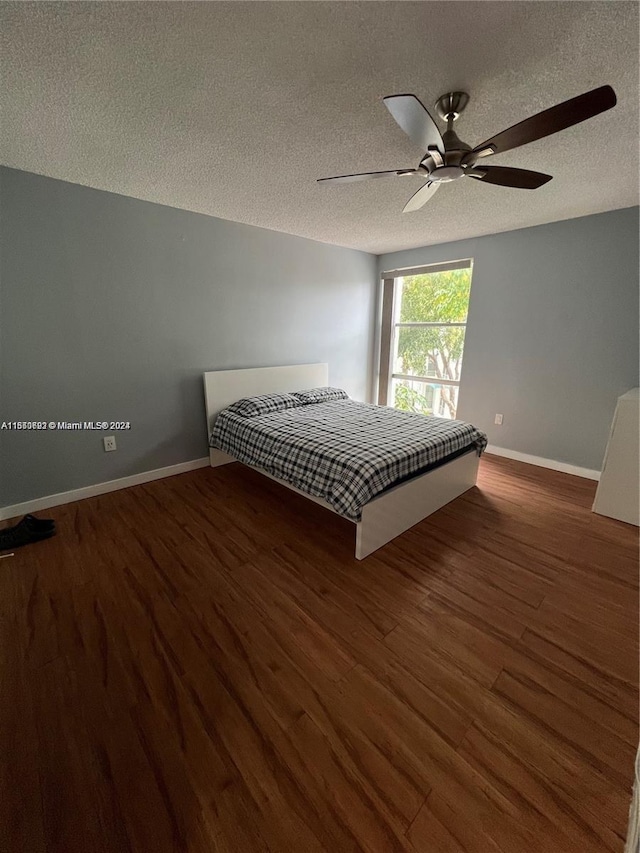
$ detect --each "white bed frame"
[203,363,479,560]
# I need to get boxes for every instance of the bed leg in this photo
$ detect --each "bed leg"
[354,522,372,560]
[209,449,236,468]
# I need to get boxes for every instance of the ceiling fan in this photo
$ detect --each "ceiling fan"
[317,86,617,212]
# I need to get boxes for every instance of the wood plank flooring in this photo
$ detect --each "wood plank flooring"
[1,454,638,852]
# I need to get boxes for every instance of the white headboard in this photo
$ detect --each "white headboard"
[203,363,329,434]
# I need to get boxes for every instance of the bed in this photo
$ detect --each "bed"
[203,363,487,559]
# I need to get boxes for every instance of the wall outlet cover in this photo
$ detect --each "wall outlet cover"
[103,436,117,452]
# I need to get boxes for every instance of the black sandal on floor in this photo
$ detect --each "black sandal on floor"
[0,524,56,551]
[21,514,56,533]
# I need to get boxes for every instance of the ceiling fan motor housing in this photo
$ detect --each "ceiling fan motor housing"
[442,129,472,163]
[421,127,472,176]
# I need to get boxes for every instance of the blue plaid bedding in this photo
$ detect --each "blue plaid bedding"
[210,399,487,521]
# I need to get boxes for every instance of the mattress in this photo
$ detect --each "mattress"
[210,398,487,521]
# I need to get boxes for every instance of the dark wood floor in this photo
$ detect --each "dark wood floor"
[1,454,638,852]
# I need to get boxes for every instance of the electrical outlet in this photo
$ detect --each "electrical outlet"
[103,436,117,452]
[494,414,503,425]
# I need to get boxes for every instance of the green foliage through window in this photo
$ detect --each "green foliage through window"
[393,266,472,419]
[394,383,433,415]
[399,268,471,324]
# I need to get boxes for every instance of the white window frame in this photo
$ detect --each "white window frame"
[377,259,473,410]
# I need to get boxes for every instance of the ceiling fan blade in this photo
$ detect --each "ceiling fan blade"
[403,181,439,213]
[383,94,445,154]
[466,166,552,189]
[463,85,617,165]
[317,168,424,185]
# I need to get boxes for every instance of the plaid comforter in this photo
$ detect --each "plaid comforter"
[210,399,487,521]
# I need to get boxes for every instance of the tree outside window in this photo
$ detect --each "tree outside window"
[391,264,472,419]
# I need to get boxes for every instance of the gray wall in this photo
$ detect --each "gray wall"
[379,206,640,471]
[0,167,377,506]
[2,166,637,507]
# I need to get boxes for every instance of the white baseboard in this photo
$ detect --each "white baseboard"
[486,445,600,481]
[0,457,210,521]
[0,447,600,521]
[624,748,640,853]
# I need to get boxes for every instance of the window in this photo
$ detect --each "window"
[378,259,473,420]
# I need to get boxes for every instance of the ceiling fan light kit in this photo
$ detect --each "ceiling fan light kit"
[317,85,617,212]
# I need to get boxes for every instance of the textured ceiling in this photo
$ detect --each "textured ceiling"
[1,1,638,254]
